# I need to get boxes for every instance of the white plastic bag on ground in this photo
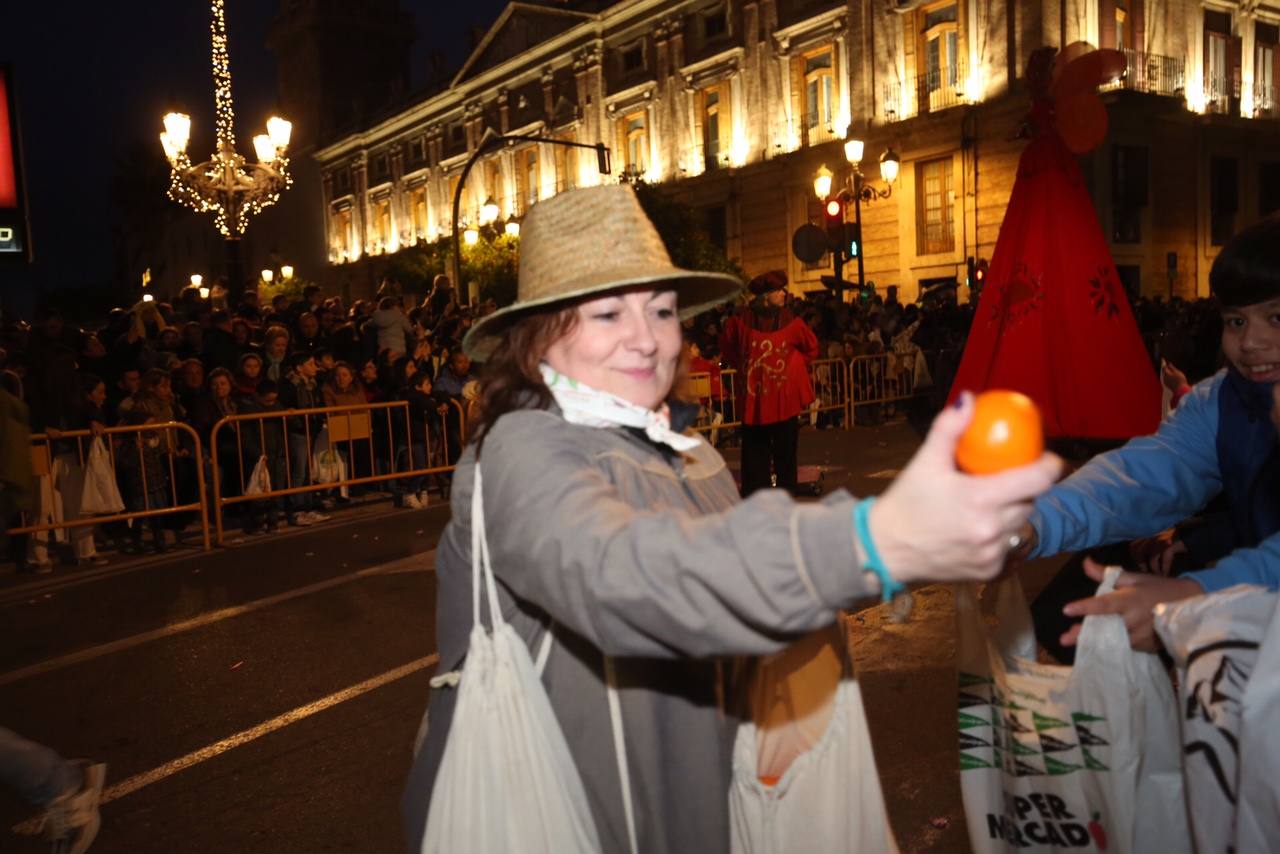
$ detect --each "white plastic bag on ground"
[421,465,601,854]
[957,570,1190,853]
[1236,592,1280,852]
[243,456,271,497]
[79,438,124,515]
[730,621,899,854]
[1153,585,1278,853]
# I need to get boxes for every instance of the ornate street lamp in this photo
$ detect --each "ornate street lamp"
[159,0,292,302]
[814,137,900,298]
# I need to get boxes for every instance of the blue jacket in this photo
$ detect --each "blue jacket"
[1028,369,1280,593]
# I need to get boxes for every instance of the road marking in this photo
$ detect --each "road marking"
[13,655,440,833]
[0,552,434,687]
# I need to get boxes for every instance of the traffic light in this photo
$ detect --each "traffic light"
[844,222,861,259]
[823,197,845,252]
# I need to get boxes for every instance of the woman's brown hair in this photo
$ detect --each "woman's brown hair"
[470,306,579,450]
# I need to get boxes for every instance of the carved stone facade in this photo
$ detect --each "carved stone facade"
[316,0,1280,301]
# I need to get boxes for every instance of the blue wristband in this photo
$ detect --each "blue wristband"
[854,498,904,603]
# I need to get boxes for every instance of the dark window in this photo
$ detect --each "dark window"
[449,123,464,144]
[407,137,426,165]
[703,7,728,40]
[335,168,351,194]
[924,4,958,29]
[1261,163,1280,217]
[703,205,727,252]
[370,153,390,184]
[1111,145,1148,244]
[621,44,644,73]
[1116,265,1142,302]
[1205,10,1231,35]
[1210,157,1238,246]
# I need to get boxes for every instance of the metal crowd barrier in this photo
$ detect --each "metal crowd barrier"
[7,422,211,550]
[208,400,464,546]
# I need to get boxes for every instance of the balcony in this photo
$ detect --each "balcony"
[1099,50,1185,98]
[882,62,970,122]
[1203,73,1240,115]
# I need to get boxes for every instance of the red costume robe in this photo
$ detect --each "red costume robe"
[947,102,1160,438]
[720,307,819,425]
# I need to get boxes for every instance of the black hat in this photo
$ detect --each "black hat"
[747,270,788,296]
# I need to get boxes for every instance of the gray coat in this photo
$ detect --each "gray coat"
[401,404,878,853]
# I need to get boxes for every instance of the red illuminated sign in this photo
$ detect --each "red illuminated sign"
[0,63,30,260]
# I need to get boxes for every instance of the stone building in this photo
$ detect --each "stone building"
[315,0,1280,302]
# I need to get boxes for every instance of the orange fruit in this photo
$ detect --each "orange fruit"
[955,390,1044,475]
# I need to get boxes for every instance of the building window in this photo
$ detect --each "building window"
[409,185,429,239]
[618,112,648,175]
[803,49,835,136]
[698,84,731,170]
[1260,162,1280,217]
[621,42,644,74]
[330,206,352,259]
[371,153,391,185]
[1111,145,1148,244]
[923,2,960,103]
[702,5,728,41]
[485,160,502,212]
[407,137,427,166]
[1257,23,1278,116]
[555,134,576,192]
[1204,10,1235,114]
[916,156,955,256]
[1115,4,1128,51]
[335,168,351,194]
[1210,157,1238,247]
[372,197,392,252]
[517,148,539,210]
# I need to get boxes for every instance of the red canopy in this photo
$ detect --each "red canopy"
[947,123,1160,439]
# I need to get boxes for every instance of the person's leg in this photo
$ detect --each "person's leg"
[772,419,801,494]
[286,433,312,515]
[739,424,771,497]
[0,727,80,806]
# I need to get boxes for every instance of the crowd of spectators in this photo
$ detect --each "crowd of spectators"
[0,272,1220,573]
[0,274,485,572]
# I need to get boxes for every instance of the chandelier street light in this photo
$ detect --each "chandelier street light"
[159,0,293,302]
[280,264,294,280]
[813,136,900,299]
[261,268,274,283]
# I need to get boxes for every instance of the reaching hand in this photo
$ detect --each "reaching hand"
[1160,359,1188,394]
[1059,558,1202,651]
[868,392,1063,586]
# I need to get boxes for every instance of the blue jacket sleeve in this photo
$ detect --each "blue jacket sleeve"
[1185,531,1280,592]
[1028,373,1225,557]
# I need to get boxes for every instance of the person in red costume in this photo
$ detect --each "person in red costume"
[719,271,819,495]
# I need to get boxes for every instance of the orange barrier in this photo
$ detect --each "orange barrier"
[7,422,211,550]
[207,400,463,545]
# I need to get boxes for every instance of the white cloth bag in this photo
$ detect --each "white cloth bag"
[243,456,271,497]
[421,465,603,854]
[956,570,1190,854]
[79,438,125,515]
[1153,585,1278,853]
[730,621,900,854]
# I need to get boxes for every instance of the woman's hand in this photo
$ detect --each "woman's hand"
[89,421,107,438]
[1060,558,1202,651]
[868,392,1062,586]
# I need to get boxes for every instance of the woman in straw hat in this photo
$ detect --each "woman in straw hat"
[401,184,1061,852]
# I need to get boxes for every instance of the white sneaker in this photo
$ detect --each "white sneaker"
[403,493,424,510]
[289,513,313,527]
[304,511,331,523]
[44,760,105,854]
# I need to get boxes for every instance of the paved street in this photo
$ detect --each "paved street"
[0,420,1067,853]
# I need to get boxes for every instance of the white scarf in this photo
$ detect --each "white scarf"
[540,363,700,453]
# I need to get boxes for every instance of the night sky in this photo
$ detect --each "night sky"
[0,0,510,308]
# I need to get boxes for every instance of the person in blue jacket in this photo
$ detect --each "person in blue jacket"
[1017,214,1280,652]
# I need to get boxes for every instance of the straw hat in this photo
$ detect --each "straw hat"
[462,184,742,361]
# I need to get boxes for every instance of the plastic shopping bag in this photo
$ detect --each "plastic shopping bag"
[1236,592,1280,851]
[79,438,125,515]
[1153,585,1278,853]
[956,570,1190,853]
[421,465,601,854]
[730,621,899,854]
[244,456,271,497]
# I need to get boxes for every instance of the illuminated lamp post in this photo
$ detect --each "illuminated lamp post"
[159,0,292,304]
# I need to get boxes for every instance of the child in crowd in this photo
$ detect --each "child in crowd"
[1021,214,1280,653]
[116,408,170,554]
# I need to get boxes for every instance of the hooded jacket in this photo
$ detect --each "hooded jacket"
[401,402,879,853]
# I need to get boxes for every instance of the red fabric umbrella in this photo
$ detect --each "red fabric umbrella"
[947,50,1159,439]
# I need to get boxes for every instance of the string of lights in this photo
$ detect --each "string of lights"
[159,0,292,239]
